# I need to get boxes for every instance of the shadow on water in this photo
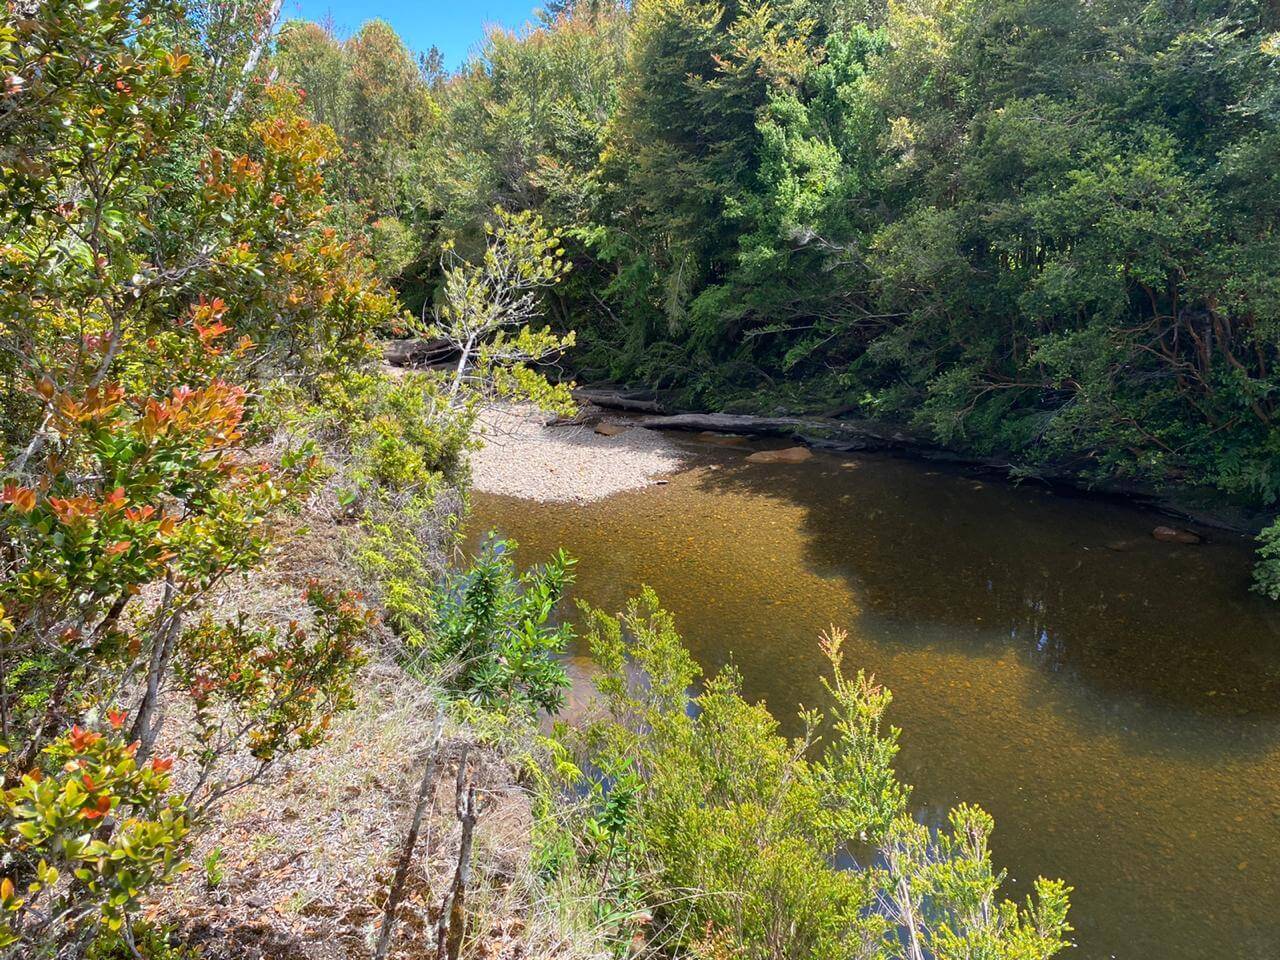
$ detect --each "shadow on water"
[467,435,1280,960]
[692,448,1280,727]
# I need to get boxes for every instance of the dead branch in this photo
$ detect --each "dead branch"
[435,746,477,960]
[373,712,447,960]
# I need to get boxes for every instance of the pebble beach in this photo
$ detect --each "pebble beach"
[469,404,688,503]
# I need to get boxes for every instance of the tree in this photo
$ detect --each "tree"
[346,19,437,212]
[419,44,446,89]
[274,17,437,218]
[430,208,576,415]
[0,1,389,950]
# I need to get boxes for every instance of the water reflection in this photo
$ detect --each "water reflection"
[692,450,1280,721]
[467,438,1280,960]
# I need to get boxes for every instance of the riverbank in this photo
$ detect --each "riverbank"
[470,403,688,503]
[574,386,1271,535]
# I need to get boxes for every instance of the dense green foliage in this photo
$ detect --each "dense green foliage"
[1253,517,1280,598]
[273,18,435,229]
[533,592,1072,959]
[421,537,575,712]
[277,0,1280,582]
[0,0,586,951]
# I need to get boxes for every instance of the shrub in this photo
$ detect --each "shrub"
[346,373,475,494]
[419,538,575,714]
[176,582,373,810]
[0,378,318,755]
[0,1,392,950]
[0,724,188,949]
[543,590,1073,960]
[1254,518,1280,601]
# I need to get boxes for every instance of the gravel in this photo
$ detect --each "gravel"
[469,404,688,502]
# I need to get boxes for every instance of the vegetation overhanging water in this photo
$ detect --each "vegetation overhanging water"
[7,0,1280,953]
[469,435,1280,960]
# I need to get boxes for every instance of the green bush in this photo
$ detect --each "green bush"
[542,590,1072,960]
[85,921,200,960]
[1254,519,1280,600]
[345,372,475,495]
[420,537,575,714]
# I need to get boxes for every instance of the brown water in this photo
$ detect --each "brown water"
[466,436,1280,959]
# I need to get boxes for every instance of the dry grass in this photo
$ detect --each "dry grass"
[148,494,575,960]
[162,659,436,959]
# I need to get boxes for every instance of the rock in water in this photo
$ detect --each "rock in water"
[594,421,628,437]
[696,431,748,447]
[746,446,813,464]
[1152,525,1202,544]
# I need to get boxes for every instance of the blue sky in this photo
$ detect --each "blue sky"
[280,0,547,69]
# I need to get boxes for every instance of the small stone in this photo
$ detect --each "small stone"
[1152,525,1202,544]
[745,446,813,464]
[594,421,627,437]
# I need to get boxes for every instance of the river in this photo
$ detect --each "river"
[467,432,1280,959]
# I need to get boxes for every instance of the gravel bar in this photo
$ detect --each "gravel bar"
[469,404,688,503]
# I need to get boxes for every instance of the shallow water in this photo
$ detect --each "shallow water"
[467,436,1280,959]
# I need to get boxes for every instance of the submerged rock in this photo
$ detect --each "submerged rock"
[746,446,813,464]
[1152,525,1202,544]
[696,431,748,446]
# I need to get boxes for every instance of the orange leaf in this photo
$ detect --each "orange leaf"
[1,483,36,514]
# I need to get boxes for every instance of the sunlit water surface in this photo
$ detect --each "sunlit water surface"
[466,435,1280,959]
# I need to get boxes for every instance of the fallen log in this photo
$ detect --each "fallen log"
[383,337,454,367]
[573,388,667,414]
[641,412,818,435]
[638,411,926,451]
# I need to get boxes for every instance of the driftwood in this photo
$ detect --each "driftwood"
[373,713,446,960]
[435,746,477,960]
[638,411,927,451]
[641,412,825,436]
[383,338,455,368]
[594,394,1257,531]
[573,388,667,414]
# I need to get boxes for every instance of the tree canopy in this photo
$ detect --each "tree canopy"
[274,0,1280,589]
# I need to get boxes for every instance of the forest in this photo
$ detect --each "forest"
[0,0,1276,958]
[274,0,1280,590]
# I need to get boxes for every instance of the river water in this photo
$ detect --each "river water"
[467,433,1280,959]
